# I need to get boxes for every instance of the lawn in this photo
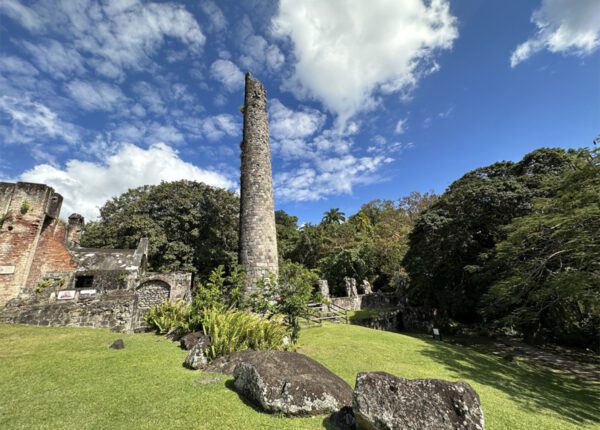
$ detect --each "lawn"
[0,323,597,430]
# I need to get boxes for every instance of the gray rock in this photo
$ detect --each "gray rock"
[353,372,484,430]
[183,336,211,370]
[233,351,353,416]
[203,350,259,375]
[180,331,205,350]
[109,339,124,349]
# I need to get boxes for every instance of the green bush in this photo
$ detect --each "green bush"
[248,260,320,340]
[145,300,194,334]
[193,264,245,312]
[199,308,290,360]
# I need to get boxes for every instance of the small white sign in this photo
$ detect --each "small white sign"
[0,265,15,275]
[57,290,76,300]
[433,328,440,336]
[79,289,97,298]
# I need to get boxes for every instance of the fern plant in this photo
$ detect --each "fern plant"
[200,308,290,360]
[145,300,193,334]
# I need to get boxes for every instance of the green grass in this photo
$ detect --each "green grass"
[0,323,597,430]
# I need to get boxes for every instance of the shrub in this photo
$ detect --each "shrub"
[145,300,193,334]
[248,260,320,340]
[199,308,290,360]
[193,264,245,312]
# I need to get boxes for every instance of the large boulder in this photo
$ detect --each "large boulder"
[353,372,484,430]
[183,335,211,370]
[233,351,353,416]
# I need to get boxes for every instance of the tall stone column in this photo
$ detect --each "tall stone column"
[239,72,279,292]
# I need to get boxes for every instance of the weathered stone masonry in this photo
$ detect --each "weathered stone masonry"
[239,73,279,291]
[0,181,192,332]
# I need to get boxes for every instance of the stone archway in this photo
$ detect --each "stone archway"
[136,280,170,308]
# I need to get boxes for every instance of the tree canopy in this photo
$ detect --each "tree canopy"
[403,147,589,323]
[81,180,239,278]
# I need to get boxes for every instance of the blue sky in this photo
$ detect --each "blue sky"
[0,0,599,223]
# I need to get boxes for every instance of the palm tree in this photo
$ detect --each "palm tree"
[321,208,346,225]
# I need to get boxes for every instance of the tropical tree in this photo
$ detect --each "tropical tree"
[321,208,346,224]
[482,149,600,349]
[81,180,239,278]
[403,148,585,323]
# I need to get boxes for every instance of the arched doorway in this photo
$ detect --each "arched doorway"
[136,280,170,308]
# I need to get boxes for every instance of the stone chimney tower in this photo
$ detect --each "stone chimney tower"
[66,213,84,248]
[239,72,279,292]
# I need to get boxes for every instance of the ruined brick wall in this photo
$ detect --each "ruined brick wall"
[25,219,78,291]
[238,73,279,292]
[0,182,63,306]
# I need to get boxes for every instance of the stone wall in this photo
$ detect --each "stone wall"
[0,182,63,306]
[238,73,279,292]
[0,290,137,332]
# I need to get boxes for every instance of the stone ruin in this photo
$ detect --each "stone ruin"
[238,72,279,292]
[0,181,191,332]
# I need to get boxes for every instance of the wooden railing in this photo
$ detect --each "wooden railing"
[301,302,349,327]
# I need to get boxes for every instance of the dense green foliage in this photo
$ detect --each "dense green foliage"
[403,148,585,322]
[483,150,600,348]
[81,180,239,278]
[2,324,597,429]
[144,300,194,334]
[199,308,290,359]
[193,264,245,311]
[279,193,438,294]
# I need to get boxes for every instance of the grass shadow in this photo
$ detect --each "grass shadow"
[415,336,599,426]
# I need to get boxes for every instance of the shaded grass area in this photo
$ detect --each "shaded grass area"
[1,323,598,430]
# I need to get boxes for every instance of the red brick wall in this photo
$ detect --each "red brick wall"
[26,219,78,290]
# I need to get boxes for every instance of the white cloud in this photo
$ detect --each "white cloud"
[511,0,600,67]
[394,118,407,134]
[1,0,205,79]
[112,122,185,146]
[0,95,78,145]
[19,143,234,220]
[66,80,127,111]
[22,39,86,79]
[200,0,227,32]
[237,16,285,73]
[273,0,458,122]
[0,55,38,76]
[200,114,240,141]
[210,59,245,91]
[269,99,325,140]
[275,154,392,201]
[0,0,42,31]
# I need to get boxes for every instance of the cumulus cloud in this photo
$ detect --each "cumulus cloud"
[19,143,234,220]
[394,118,407,135]
[273,0,458,122]
[269,99,325,140]
[511,0,600,67]
[66,80,127,111]
[0,95,78,145]
[238,16,285,73]
[210,59,245,92]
